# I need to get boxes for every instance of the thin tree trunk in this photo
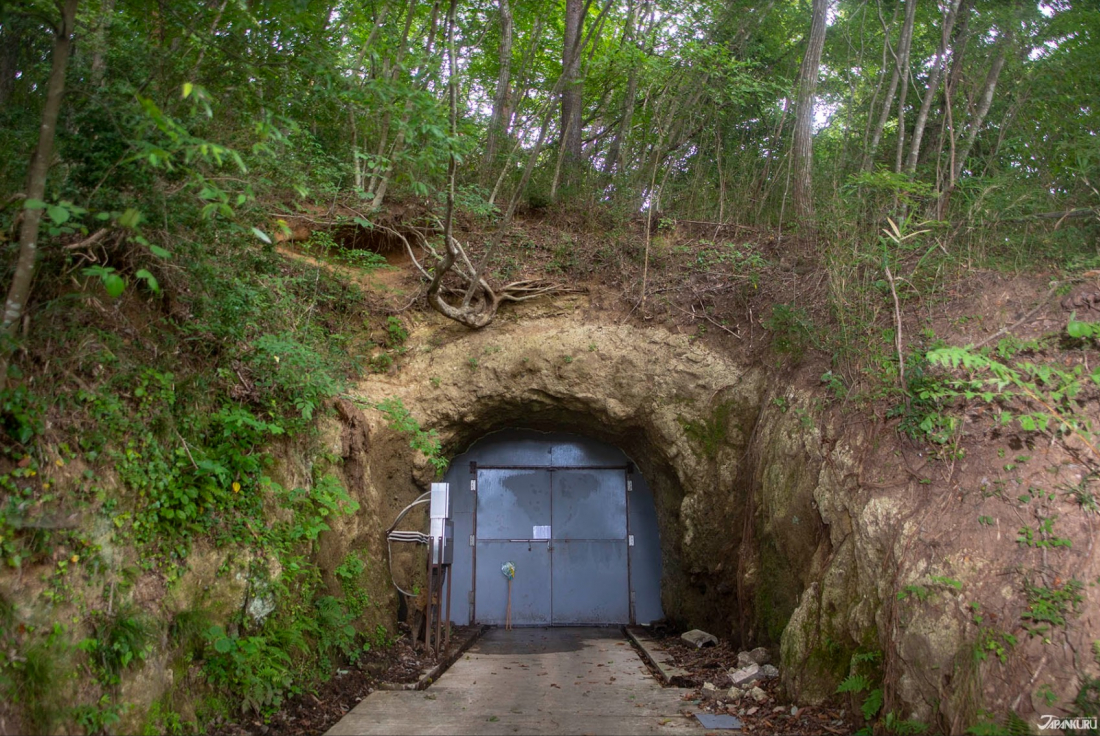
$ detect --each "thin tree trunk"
[790,0,829,223]
[604,0,639,175]
[863,0,914,171]
[89,0,115,87]
[904,0,962,174]
[484,0,514,169]
[370,1,443,210]
[507,14,544,133]
[367,0,420,196]
[349,2,390,189]
[561,0,585,164]
[1,0,79,386]
[859,0,894,167]
[0,19,20,108]
[937,34,1008,215]
[193,0,230,71]
[952,40,1008,182]
[891,0,917,174]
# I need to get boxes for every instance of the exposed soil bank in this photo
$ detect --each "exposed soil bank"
[339,293,1100,733]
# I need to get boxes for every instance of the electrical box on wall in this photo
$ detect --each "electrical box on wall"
[430,482,453,565]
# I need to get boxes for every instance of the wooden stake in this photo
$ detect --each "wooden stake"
[506,578,512,630]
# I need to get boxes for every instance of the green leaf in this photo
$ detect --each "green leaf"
[861,688,884,720]
[118,208,142,229]
[135,269,159,293]
[47,205,69,224]
[182,82,193,99]
[104,273,126,298]
[1068,317,1100,339]
[837,675,871,694]
[251,227,272,244]
[149,244,171,259]
[213,636,233,653]
[23,198,46,210]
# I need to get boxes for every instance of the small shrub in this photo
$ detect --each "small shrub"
[86,607,156,683]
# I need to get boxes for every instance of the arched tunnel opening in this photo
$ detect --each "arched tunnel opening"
[344,316,895,717]
[440,429,664,626]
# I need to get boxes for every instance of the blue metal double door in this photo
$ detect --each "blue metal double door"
[474,467,631,625]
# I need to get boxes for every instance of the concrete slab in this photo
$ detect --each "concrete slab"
[326,627,703,735]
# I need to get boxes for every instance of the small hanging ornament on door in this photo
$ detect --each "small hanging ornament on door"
[501,561,515,630]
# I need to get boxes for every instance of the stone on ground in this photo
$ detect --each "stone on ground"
[681,629,718,648]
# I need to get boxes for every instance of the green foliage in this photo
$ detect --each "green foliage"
[72,695,124,735]
[375,397,448,475]
[1021,578,1084,638]
[384,317,409,347]
[836,649,885,723]
[1016,517,1072,549]
[141,698,195,736]
[250,334,342,423]
[973,627,1016,665]
[763,305,816,359]
[837,674,873,694]
[85,607,156,684]
[926,340,1100,457]
[335,553,370,618]
[10,635,70,733]
[306,230,389,272]
[202,626,294,716]
[0,385,42,445]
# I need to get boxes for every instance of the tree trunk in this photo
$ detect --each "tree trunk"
[89,0,116,87]
[366,0,419,196]
[0,19,20,108]
[952,39,1008,182]
[561,0,585,164]
[484,0,513,169]
[790,0,829,223]
[891,0,917,174]
[1,0,79,385]
[863,0,915,171]
[603,0,639,175]
[904,0,962,174]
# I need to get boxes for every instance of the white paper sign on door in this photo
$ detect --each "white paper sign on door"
[533,525,551,540]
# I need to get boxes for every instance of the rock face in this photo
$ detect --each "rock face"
[343,301,1099,732]
[353,305,768,627]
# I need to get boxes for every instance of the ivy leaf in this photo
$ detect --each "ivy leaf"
[47,205,69,224]
[23,198,47,210]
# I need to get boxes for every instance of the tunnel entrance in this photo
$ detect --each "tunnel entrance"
[442,429,664,626]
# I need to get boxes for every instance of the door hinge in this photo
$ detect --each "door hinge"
[469,534,476,547]
[468,591,475,604]
[471,479,476,492]
[628,534,635,547]
[630,591,636,604]
[627,479,633,492]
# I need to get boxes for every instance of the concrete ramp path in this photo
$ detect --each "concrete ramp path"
[325,627,702,735]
